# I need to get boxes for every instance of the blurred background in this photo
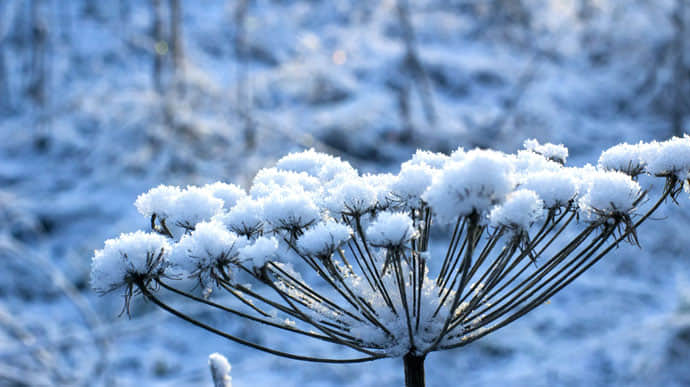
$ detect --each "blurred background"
[1,0,690,385]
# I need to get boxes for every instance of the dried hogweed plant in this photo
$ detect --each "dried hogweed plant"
[91,138,690,386]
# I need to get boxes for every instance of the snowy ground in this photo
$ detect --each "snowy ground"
[1,0,690,386]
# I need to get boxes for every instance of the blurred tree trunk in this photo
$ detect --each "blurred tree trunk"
[56,0,71,43]
[234,0,255,149]
[672,0,688,136]
[169,0,184,93]
[396,0,436,131]
[152,0,165,94]
[0,4,10,113]
[27,0,46,106]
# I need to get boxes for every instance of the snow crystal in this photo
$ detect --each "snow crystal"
[579,170,642,218]
[646,136,690,179]
[423,149,515,223]
[520,170,578,208]
[91,231,171,293]
[366,211,417,248]
[297,220,352,257]
[203,182,248,210]
[170,221,246,284]
[523,139,568,164]
[489,189,544,231]
[239,236,279,269]
[214,198,264,237]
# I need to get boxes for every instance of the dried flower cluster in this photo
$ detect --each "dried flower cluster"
[92,137,690,385]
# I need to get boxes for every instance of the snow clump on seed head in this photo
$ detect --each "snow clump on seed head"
[326,178,378,216]
[170,221,247,286]
[523,139,568,164]
[645,136,690,180]
[297,220,352,258]
[489,189,544,232]
[598,142,647,177]
[519,170,578,209]
[213,198,264,238]
[423,149,515,223]
[390,163,436,210]
[579,170,643,221]
[261,190,321,233]
[91,231,171,295]
[239,236,280,270]
[274,148,357,182]
[203,182,248,210]
[366,211,418,249]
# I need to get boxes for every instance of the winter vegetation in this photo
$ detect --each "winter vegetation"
[2,0,690,386]
[92,139,690,386]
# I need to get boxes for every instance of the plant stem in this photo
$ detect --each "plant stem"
[403,353,426,387]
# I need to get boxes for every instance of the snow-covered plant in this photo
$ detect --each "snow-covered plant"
[92,138,690,387]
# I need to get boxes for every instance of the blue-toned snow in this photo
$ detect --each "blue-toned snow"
[1,1,690,386]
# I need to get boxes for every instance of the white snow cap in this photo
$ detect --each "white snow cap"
[579,170,642,218]
[208,353,232,387]
[214,198,264,237]
[170,221,246,283]
[239,236,279,269]
[136,185,224,229]
[598,142,647,176]
[297,220,352,257]
[402,149,449,170]
[390,164,436,209]
[203,182,248,210]
[523,139,568,164]
[275,148,357,181]
[511,150,563,174]
[262,190,321,231]
[251,168,322,195]
[134,185,182,219]
[489,189,544,231]
[91,231,171,293]
[520,170,578,209]
[646,136,690,179]
[423,149,515,223]
[170,186,225,228]
[326,178,378,215]
[366,211,417,248]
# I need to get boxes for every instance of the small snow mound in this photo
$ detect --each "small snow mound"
[423,149,515,222]
[366,211,417,248]
[598,142,647,176]
[489,189,544,231]
[523,139,568,164]
[646,136,690,179]
[579,170,642,219]
[239,236,279,269]
[170,221,246,285]
[91,231,171,293]
[297,220,352,257]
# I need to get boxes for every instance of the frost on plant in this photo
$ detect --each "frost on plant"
[92,137,690,384]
